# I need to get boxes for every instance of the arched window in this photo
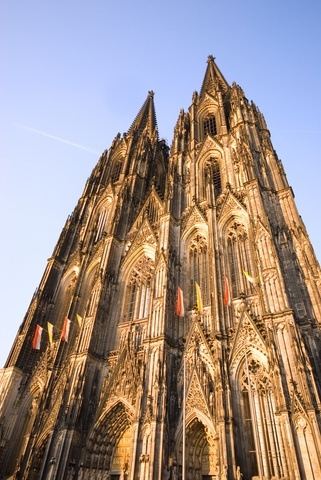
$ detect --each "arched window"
[111,160,122,183]
[94,208,110,243]
[87,285,100,317]
[237,357,285,480]
[203,115,217,136]
[189,234,209,309]
[123,257,154,321]
[204,158,222,199]
[226,223,253,298]
[212,160,222,195]
[295,417,321,479]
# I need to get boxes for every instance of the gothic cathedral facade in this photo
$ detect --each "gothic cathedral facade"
[1,56,321,480]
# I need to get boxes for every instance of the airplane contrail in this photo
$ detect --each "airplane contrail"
[13,123,101,155]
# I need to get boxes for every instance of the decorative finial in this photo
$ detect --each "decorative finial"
[148,90,154,98]
[207,55,215,63]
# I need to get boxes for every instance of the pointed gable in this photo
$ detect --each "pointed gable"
[217,190,248,226]
[254,216,272,242]
[125,217,157,259]
[181,204,208,238]
[183,319,216,379]
[186,369,213,420]
[229,309,268,373]
[126,188,163,237]
[197,132,223,158]
[177,319,218,435]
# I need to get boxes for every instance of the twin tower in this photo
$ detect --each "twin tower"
[1,56,321,480]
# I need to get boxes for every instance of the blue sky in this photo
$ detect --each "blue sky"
[1,1,321,367]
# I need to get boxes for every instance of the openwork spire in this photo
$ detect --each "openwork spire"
[199,54,229,98]
[127,90,158,138]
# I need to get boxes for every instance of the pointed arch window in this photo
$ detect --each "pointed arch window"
[203,115,217,137]
[94,208,110,243]
[226,223,253,298]
[123,257,154,321]
[111,160,122,183]
[212,160,222,195]
[241,389,258,475]
[237,357,284,479]
[204,158,222,199]
[189,234,209,309]
[87,285,100,317]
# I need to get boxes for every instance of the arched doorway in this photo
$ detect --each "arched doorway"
[177,417,218,479]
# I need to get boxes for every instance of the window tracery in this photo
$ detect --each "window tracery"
[111,159,123,183]
[189,234,209,308]
[238,357,283,479]
[226,222,253,298]
[95,207,110,243]
[123,257,154,321]
[204,158,222,199]
[203,115,217,137]
[87,285,101,317]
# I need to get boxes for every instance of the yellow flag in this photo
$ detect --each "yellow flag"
[195,282,203,313]
[76,314,82,327]
[47,322,53,345]
[243,270,259,285]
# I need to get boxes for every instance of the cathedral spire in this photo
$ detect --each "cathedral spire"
[199,54,229,98]
[127,90,158,139]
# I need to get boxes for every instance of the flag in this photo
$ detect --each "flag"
[243,270,259,285]
[47,322,53,345]
[176,287,185,317]
[223,276,231,306]
[61,317,71,342]
[76,314,82,327]
[32,325,43,350]
[195,282,203,313]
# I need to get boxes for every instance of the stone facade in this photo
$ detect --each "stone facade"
[1,56,321,480]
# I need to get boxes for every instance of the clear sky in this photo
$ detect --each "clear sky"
[1,1,321,367]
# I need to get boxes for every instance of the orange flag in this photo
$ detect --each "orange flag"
[176,287,185,317]
[223,276,231,306]
[32,325,43,350]
[61,317,71,342]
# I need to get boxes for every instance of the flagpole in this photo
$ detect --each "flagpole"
[245,351,264,479]
[176,286,186,480]
[182,355,186,480]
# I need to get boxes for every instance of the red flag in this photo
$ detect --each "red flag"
[61,317,71,342]
[32,325,43,350]
[176,287,185,317]
[223,276,231,306]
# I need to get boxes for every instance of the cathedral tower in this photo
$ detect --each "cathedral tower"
[1,56,321,480]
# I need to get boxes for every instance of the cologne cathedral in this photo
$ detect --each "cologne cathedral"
[1,56,321,480]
